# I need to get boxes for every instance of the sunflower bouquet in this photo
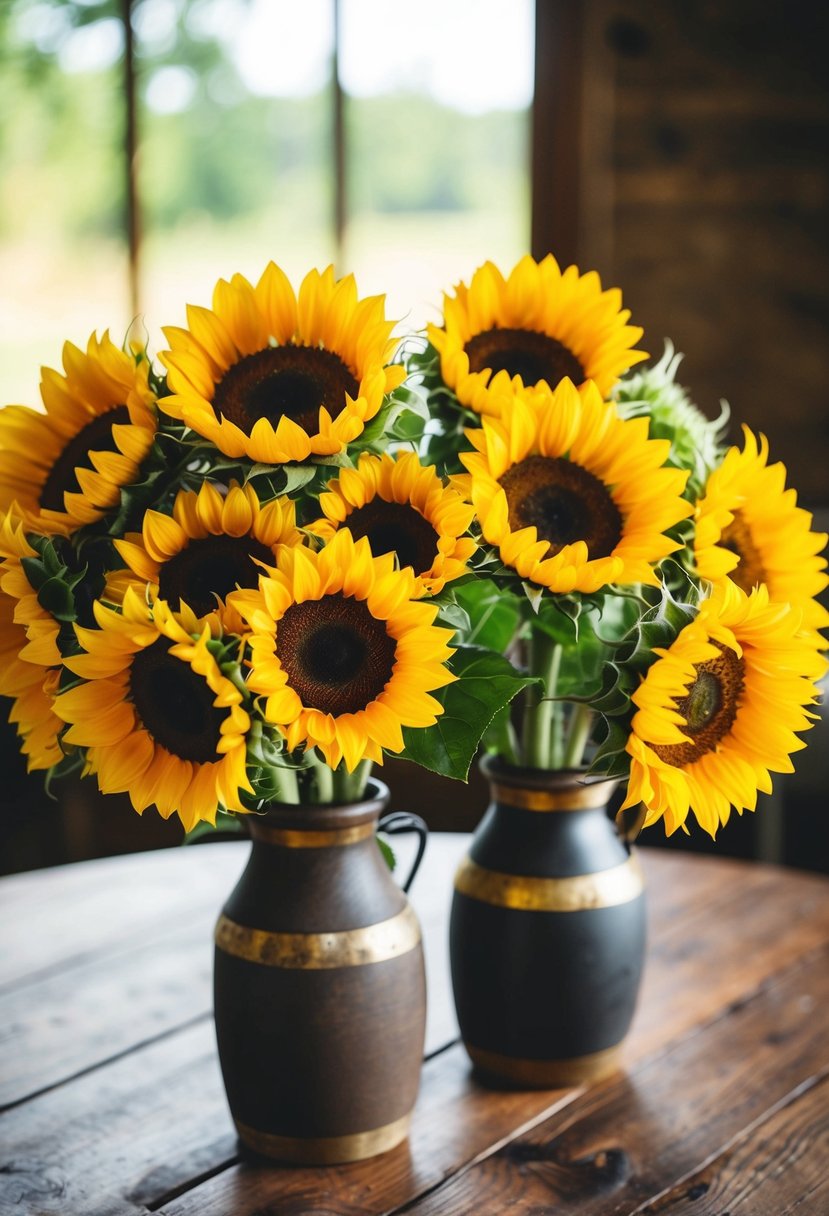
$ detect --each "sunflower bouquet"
[0,255,826,842]
[410,254,828,839]
[0,264,528,831]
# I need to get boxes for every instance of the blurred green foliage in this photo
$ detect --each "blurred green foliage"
[0,0,527,242]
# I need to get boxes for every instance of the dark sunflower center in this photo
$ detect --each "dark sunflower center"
[499,456,622,557]
[344,500,439,575]
[39,405,131,512]
[212,346,359,437]
[465,327,585,389]
[276,592,397,716]
[129,638,225,763]
[156,535,273,616]
[719,512,767,595]
[652,643,745,768]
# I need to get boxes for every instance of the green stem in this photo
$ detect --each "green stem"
[331,759,373,804]
[522,631,561,769]
[310,755,334,804]
[267,764,300,805]
[563,703,595,769]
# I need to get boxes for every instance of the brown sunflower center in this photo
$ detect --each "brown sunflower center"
[212,346,359,437]
[499,456,622,557]
[157,535,274,616]
[719,512,767,594]
[39,405,131,512]
[129,638,225,763]
[652,642,745,768]
[344,500,439,575]
[276,592,397,716]
[465,327,585,389]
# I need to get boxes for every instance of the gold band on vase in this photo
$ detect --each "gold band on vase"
[490,779,618,812]
[466,1043,621,1088]
[251,821,376,848]
[235,1112,411,1164]
[454,854,643,912]
[214,903,421,969]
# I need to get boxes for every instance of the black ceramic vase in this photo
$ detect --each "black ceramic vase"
[450,758,646,1088]
[213,779,428,1164]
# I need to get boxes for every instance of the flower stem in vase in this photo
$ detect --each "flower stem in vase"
[266,764,300,805]
[522,629,561,769]
[331,758,373,804]
[563,702,595,769]
[309,753,334,804]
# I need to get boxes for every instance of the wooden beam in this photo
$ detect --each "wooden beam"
[332,0,346,271]
[531,0,585,267]
[121,0,140,319]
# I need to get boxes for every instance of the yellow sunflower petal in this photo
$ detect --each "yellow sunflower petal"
[462,380,689,595]
[695,425,829,632]
[240,536,456,771]
[0,331,157,535]
[159,262,400,464]
[622,581,825,837]
[427,255,646,418]
[57,601,251,830]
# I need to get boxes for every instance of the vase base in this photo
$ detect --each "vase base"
[234,1112,411,1164]
[466,1042,621,1089]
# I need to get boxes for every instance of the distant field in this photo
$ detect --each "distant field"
[0,203,527,407]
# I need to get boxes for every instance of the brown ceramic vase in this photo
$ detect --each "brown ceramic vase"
[213,779,427,1164]
[450,758,646,1089]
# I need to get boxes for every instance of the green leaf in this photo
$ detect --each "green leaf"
[390,409,427,442]
[451,579,522,653]
[590,716,632,777]
[352,381,430,454]
[245,463,322,497]
[20,555,48,591]
[247,722,291,768]
[312,451,352,469]
[398,645,536,780]
[376,836,397,872]
[36,576,77,622]
[434,596,471,635]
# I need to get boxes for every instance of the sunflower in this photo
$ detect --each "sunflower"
[54,589,253,830]
[236,529,456,772]
[308,452,476,595]
[0,592,63,771]
[460,378,691,594]
[159,264,405,464]
[694,426,829,635]
[0,332,157,535]
[427,255,647,418]
[620,580,826,837]
[110,481,302,629]
[0,510,62,668]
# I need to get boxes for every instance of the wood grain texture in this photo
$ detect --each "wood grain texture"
[1,842,827,1216]
[158,855,827,1216]
[159,1044,569,1216]
[0,842,243,991]
[635,1071,829,1214]
[402,945,829,1214]
[0,835,463,1113]
[585,0,829,504]
[0,1020,232,1216]
[0,846,769,1110]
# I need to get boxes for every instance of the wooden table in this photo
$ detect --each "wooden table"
[1,835,828,1215]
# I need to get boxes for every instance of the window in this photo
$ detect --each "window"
[0,0,534,403]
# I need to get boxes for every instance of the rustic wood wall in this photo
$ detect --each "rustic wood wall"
[536,0,829,505]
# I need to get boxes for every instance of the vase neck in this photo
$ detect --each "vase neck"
[481,760,618,814]
[247,779,388,847]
